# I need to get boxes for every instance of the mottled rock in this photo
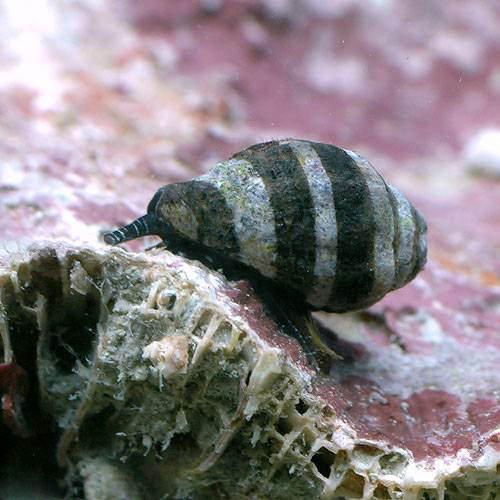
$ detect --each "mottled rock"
[0,244,498,499]
[0,0,499,498]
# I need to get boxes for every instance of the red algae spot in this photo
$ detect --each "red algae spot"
[467,398,500,436]
[0,362,30,437]
[316,376,485,461]
[405,390,473,459]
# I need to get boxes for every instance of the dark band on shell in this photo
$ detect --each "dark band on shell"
[104,139,427,313]
[234,142,317,293]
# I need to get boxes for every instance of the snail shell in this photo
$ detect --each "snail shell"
[104,140,427,312]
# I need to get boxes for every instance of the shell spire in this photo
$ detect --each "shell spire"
[103,213,160,245]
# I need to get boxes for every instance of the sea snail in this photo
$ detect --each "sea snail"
[104,139,427,313]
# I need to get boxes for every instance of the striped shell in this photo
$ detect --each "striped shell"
[104,140,427,313]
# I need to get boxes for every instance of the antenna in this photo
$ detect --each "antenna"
[103,213,160,245]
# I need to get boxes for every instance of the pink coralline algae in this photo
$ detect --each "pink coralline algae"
[0,0,499,498]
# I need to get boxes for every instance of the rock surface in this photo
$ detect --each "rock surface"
[0,243,498,499]
[0,0,499,499]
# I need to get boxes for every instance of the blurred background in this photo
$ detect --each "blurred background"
[0,0,499,277]
[0,1,499,497]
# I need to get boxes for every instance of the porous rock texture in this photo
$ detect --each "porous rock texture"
[0,243,499,499]
[0,0,499,499]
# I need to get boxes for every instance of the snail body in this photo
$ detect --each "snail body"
[104,139,427,312]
